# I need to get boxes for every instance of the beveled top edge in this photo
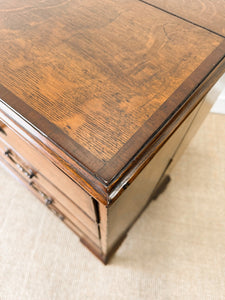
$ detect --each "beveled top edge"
[98,40,225,184]
[0,40,224,206]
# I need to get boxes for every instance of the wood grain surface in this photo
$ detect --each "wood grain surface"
[0,0,224,186]
[142,0,225,37]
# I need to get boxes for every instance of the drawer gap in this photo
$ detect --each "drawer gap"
[92,197,100,224]
[92,197,102,240]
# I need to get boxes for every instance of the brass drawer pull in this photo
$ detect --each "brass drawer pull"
[29,182,53,206]
[0,127,6,135]
[0,121,7,135]
[30,181,64,220]
[48,206,65,221]
[4,150,35,179]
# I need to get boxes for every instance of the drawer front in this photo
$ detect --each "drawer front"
[0,138,99,237]
[30,182,99,240]
[0,152,101,248]
[0,119,96,220]
[64,218,101,249]
[29,179,99,238]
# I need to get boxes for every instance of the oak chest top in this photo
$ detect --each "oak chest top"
[0,0,224,204]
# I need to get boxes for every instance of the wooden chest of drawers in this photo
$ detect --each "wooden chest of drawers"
[0,0,224,263]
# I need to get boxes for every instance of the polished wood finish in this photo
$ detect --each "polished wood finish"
[107,57,225,204]
[0,0,224,263]
[99,98,204,257]
[142,0,225,37]
[99,79,223,261]
[0,0,224,191]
